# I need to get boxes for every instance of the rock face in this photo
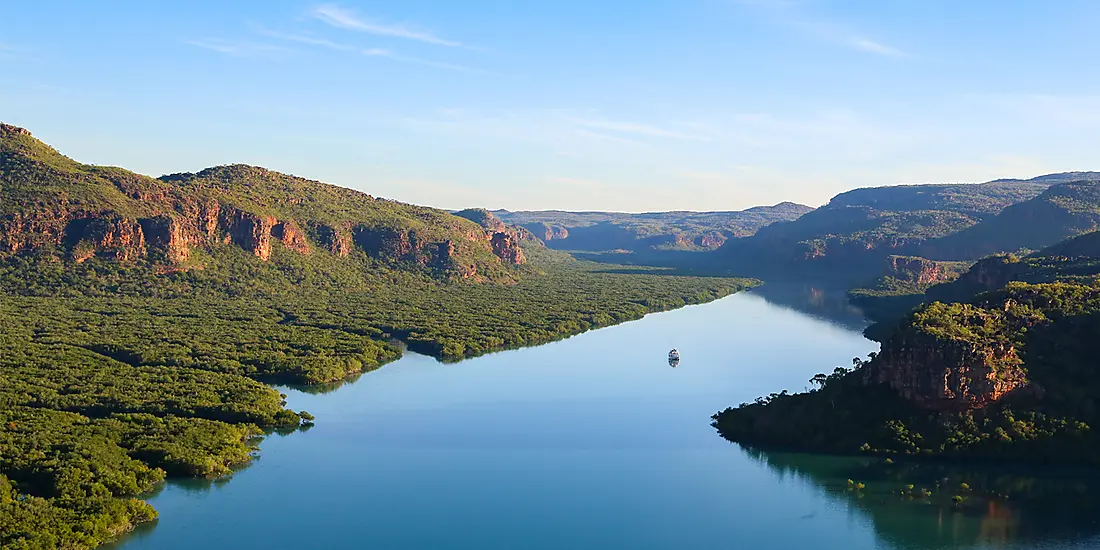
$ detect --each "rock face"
[311,223,352,257]
[219,208,275,260]
[491,232,526,265]
[139,216,190,264]
[862,303,1034,411]
[272,221,311,255]
[865,333,1027,410]
[66,214,146,262]
[695,231,729,249]
[885,255,954,285]
[0,123,534,278]
[523,222,569,241]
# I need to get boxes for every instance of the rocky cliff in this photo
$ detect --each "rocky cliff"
[884,255,957,286]
[863,316,1028,410]
[0,123,529,279]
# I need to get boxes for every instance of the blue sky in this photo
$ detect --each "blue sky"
[3,1,1099,211]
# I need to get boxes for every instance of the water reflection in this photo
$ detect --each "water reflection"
[747,282,868,332]
[741,446,1100,550]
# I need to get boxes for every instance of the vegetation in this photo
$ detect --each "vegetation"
[855,231,1100,327]
[715,280,1100,466]
[0,245,750,549]
[0,124,755,548]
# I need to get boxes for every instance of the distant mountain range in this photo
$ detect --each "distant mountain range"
[489,172,1100,285]
[492,202,812,253]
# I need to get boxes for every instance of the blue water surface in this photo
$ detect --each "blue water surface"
[112,286,1100,550]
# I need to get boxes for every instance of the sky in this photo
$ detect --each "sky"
[2,1,1100,212]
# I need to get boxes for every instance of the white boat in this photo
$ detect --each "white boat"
[668,348,680,361]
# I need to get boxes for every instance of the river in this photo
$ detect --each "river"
[112,285,1100,550]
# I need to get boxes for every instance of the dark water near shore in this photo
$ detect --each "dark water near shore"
[112,285,1100,550]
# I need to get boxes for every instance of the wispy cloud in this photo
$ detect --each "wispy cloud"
[185,39,287,58]
[312,4,463,48]
[250,24,354,51]
[848,38,906,57]
[568,117,708,141]
[735,1,909,58]
[361,48,487,73]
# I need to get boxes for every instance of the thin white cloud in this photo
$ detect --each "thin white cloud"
[361,48,486,74]
[250,24,354,51]
[848,38,906,57]
[185,39,287,58]
[313,4,463,48]
[736,2,909,58]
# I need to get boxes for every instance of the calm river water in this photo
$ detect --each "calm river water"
[112,285,1100,550]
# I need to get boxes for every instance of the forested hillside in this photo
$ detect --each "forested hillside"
[714,230,1100,467]
[0,124,754,549]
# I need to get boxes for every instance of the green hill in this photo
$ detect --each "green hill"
[0,123,527,281]
[923,181,1100,260]
[0,123,755,549]
[714,231,1100,467]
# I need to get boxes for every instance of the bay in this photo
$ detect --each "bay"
[111,285,1100,550]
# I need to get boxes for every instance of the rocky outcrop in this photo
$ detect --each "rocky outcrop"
[1,125,532,278]
[695,231,729,249]
[66,214,146,262]
[862,303,1034,411]
[219,208,275,261]
[885,256,954,285]
[523,222,568,241]
[865,335,1027,410]
[311,223,352,257]
[490,232,525,265]
[273,221,310,255]
[352,226,419,262]
[139,215,190,264]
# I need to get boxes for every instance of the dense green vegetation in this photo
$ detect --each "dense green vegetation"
[0,124,756,548]
[0,243,750,548]
[715,280,1100,466]
[924,180,1100,260]
[1,249,750,548]
[854,230,1100,326]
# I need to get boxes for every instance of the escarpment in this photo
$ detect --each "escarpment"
[0,123,531,279]
[863,324,1028,410]
[885,255,954,286]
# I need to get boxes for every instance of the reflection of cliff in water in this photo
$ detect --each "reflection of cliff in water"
[747,282,869,332]
[739,446,1100,550]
